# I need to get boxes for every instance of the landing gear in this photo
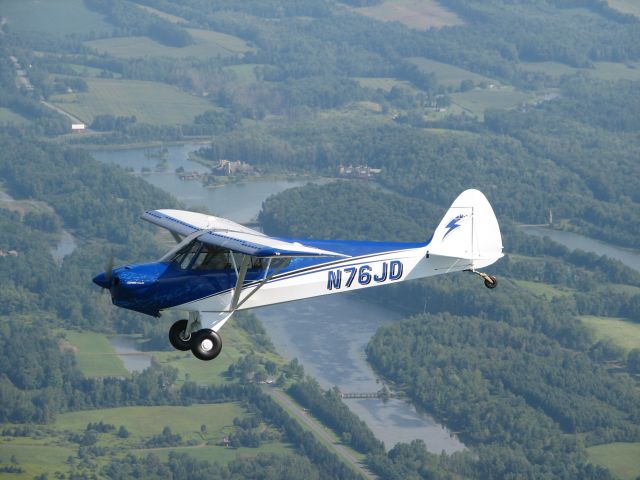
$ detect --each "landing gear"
[169,319,191,351]
[190,329,223,361]
[467,270,498,289]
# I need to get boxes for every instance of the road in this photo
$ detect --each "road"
[41,100,86,125]
[263,386,377,480]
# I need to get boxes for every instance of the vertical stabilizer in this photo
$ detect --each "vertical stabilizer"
[427,189,503,269]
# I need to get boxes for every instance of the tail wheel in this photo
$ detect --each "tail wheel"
[484,275,498,289]
[169,319,191,351]
[191,329,223,361]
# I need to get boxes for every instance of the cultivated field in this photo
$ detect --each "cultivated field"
[450,88,532,118]
[409,57,498,88]
[2,0,112,36]
[353,77,415,92]
[85,28,252,59]
[588,442,640,480]
[348,0,463,30]
[50,78,212,125]
[578,315,640,351]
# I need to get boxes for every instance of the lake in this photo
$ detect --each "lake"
[91,143,465,453]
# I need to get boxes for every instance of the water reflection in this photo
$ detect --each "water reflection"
[108,335,152,373]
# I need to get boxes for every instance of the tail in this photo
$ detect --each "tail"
[427,189,503,269]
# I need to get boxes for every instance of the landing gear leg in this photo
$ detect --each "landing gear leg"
[467,270,498,289]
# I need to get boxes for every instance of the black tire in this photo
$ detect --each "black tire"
[169,319,191,351]
[484,275,498,289]
[190,329,222,361]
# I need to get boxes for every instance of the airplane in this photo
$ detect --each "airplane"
[93,189,503,361]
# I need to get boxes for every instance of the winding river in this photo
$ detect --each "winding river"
[91,143,465,453]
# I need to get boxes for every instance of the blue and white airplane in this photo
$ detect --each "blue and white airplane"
[94,189,503,361]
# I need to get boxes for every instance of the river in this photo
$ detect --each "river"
[522,226,640,274]
[92,143,465,453]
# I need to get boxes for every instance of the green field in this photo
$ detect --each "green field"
[2,0,112,35]
[62,330,130,377]
[137,4,189,24]
[349,0,463,30]
[450,88,532,118]
[409,57,499,88]
[511,279,574,299]
[0,444,76,479]
[578,316,640,351]
[588,442,640,480]
[0,107,30,126]
[85,28,252,59]
[56,403,245,442]
[224,64,263,83]
[50,78,212,125]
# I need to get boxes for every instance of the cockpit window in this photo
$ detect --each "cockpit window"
[170,241,232,271]
[170,240,291,272]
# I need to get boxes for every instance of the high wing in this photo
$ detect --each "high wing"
[142,209,347,258]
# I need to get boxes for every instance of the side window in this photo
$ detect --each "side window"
[179,242,202,270]
[192,245,232,270]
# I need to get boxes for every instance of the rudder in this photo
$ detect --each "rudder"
[427,189,503,269]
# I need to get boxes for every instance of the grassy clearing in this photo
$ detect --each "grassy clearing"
[0,107,30,125]
[85,29,252,59]
[587,442,640,480]
[348,0,463,30]
[608,0,640,17]
[50,78,212,125]
[409,57,498,88]
[137,4,189,24]
[55,403,246,443]
[62,330,129,377]
[225,64,262,83]
[0,444,76,479]
[511,279,573,299]
[2,0,112,35]
[353,77,414,92]
[578,316,640,351]
[450,88,532,118]
[518,61,580,77]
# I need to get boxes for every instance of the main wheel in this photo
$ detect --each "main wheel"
[191,329,222,361]
[484,275,498,289]
[169,319,191,351]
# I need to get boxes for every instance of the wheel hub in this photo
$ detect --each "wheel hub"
[201,338,214,351]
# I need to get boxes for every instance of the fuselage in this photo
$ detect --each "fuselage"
[93,237,441,317]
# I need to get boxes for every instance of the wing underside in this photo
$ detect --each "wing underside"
[142,209,347,258]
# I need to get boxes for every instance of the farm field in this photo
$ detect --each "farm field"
[511,279,574,299]
[587,442,640,480]
[409,57,499,88]
[348,0,463,30]
[0,444,76,479]
[225,64,262,83]
[85,28,252,59]
[450,88,532,118]
[578,315,640,351]
[50,78,212,125]
[2,0,112,36]
[137,4,188,24]
[62,330,129,378]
